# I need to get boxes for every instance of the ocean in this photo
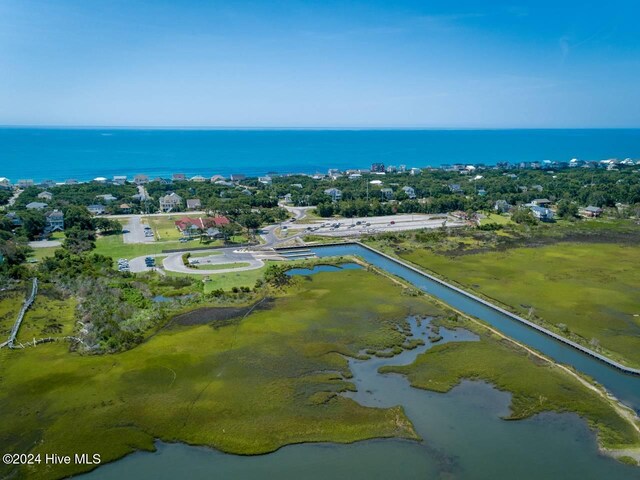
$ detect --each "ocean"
[1,128,640,182]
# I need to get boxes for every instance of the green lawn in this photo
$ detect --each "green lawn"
[400,242,640,367]
[94,235,186,260]
[0,269,436,480]
[480,213,512,225]
[194,262,251,271]
[142,215,183,241]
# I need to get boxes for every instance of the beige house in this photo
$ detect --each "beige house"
[159,192,183,212]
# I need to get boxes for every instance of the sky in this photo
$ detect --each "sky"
[0,0,639,128]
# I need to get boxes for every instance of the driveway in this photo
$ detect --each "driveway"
[29,240,61,249]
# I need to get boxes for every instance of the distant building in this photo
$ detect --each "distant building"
[37,191,53,201]
[93,177,108,183]
[380,188,394,200]
[26,201,47,210]
[6,212,22,226]
[172,173,186,181]
[0,177,11,189]
[494,200,512,213]
[477,188,487,196]
[119,203,132,213]
[190,175,206,183]
[96,194,117,202]
[186,198,202,210]
[231,174,246,182]
[324,188,342,202]
[258,176,272,185]
[371,163,385,173]
[283,193,293,204]
[113,175,127,185]
[133,174,149,185]
[174,216,230,237]
[40,179,56,188]
[531,198,552,207]
[580,206,603,218]
[159,192,183,212]
[65,179,79,185]
[45,210,64,233]
[448,184,463,194]
[210,175,226,182]
[530,205,554,222]
[402,186,416,199]
[410,168,422,176]
[17,179,35,188]
[87,204,106,215]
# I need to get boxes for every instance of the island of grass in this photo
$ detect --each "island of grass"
[1,266,639,479]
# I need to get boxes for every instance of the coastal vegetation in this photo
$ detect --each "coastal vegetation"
[366,221,640,367]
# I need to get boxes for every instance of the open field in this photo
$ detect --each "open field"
[142,215,183,241]
[0,269,437,480]
[15,287,76,344]
[399,242,640,367]
[94,235,188,260]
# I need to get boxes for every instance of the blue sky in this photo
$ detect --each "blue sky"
[1,0,639,127]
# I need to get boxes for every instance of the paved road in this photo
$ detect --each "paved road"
[122,215,155,244]
[29,240,61,249]
[129,248,266,275]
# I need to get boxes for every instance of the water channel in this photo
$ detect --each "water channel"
[83,259,640,479]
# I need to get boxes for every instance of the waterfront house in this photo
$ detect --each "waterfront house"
[37,191,53,201]
[186,198,202,210]
[159,192,183,212]
[210,175,226,182]
[190,175,207,183]
[371,163,385,173]
[580,206,603,218]
[65,179,78,185]
[530,205,554,221]
[402,186,416,199]
[231,174,246,182]
[18,179,35,188]
[26,201,47,210]
[172,173,186,181]
[0,177,11,189]
[324,188,342,202]
[45,210,64,233]
[93,177,108,183]
[87,204,106,215]
[258,176,272,185]
[410,168,422,175]
[133,174,149,185]
[113,175,127,185]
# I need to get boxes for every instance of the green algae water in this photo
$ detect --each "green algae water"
[82,318,638,479]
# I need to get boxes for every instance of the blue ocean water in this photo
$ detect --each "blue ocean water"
[1,128,639,182]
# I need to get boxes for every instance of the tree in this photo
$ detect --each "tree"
[63,227,96,253]
[263,264,291,287]
[557,200,579,219]
[18,210,46,240]
[511,208,538,226]
[63,205,94,230]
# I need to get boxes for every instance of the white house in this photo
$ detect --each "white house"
[37,191,53,201]
[87,204,106,215]
[0,177,11,189]
[159,192,183,212]
[402,186,416,199]
[324,188,342,202]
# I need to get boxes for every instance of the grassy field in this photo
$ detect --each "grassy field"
[142,215,183,241]
[194,262,251,271]
[381,320,640,449]
[15,287,76,344]
[399,242,640,367]
[479,213,512,225]
[0,269,438,479]
[0,288,26,340]
[94,235,187,259]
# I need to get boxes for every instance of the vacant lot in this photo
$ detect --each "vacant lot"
[400,242,640,367]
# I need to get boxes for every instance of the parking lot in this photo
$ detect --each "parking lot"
[122,216,155,244]
[289,214,465,237]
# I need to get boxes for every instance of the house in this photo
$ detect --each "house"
[113,175,127,185]
[174,216,230,237]
[133,174,149,185]
[531,185,544,192]
[494,200,512,213]
[17,179,35,188]
[6,212,22,226]
[258,176,272,185]
[87,204,106,215]
[448,184,463,194]
[65,179,78,185]
[380,188,394,200]
[477,188,487,196]
[96,194,117,202]
[532,198,552,207]
[37,191,53,201]
[186,198,202,210]
[93,177,108,183]
[231,174,246,182]
[26,202,47,210]
[0,177,11,189]
[324,188,342,202]
[40,179,56,188]
[45,210,64,232]
[190,175,206,183]
[410,168,422,175]
[159,192,183,212]
[348,173,362,180]
[283,193,293,204]
[371,163,385,173]
[580,206,603,218]
[119,203,132,213]
[402,186,416,199]
[530,205,554,221]
[172,173,186,181]
[210,175,226,183]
